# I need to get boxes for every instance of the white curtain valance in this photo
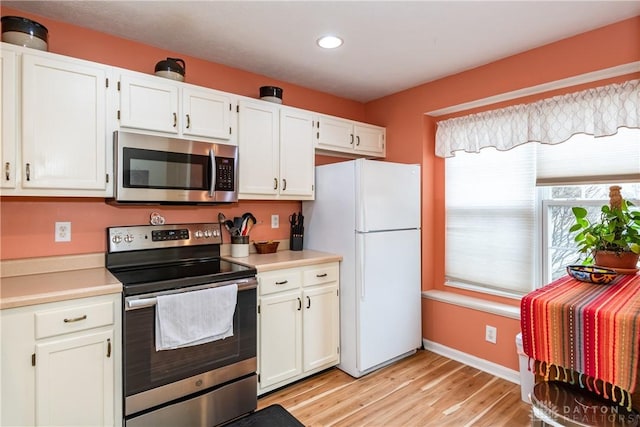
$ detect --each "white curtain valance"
[435,79,640,158]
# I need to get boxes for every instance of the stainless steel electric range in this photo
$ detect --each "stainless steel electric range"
[106,222,257,427]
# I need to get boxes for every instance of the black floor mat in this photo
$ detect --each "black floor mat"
[225,404,304,427]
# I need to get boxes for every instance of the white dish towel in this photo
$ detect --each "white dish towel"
[155,284,238,351]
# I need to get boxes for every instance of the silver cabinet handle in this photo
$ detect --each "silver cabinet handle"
[4,162,9,181]
[282,178,287,191]
[306,296,311,309]
[106,338,112,358]
[186,114,191,129]
[316,273,328,278]
[350,134,354,145]
[25,163,31,181]
[173,112,177,128]
[356,135,360,146]
[63,314,87,323]
[275,280,288,285]
[273,178,278,190]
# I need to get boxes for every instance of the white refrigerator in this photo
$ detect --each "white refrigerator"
[302,158,421,378]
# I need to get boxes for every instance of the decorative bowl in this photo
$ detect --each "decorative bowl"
[566,265,618,285]
[253,241,279,254]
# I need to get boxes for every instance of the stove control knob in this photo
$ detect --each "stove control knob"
[111,235,122,244]
[213,229,220,237]
[204,230,212,238]
[124,234,134,243]
[194,230,204,239]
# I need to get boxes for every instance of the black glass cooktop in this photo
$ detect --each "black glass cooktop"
[110,258,256,296]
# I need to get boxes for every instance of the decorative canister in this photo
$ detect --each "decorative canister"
[1,16,49,51]
[154,58,186,81]
[259,86,283,104]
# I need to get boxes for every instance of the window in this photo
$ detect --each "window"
[541,183,640,283]
[445,129,639,298]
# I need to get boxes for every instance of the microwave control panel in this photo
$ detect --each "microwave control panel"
[215,157,235,191]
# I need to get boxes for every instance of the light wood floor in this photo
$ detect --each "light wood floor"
[257,349,532,426]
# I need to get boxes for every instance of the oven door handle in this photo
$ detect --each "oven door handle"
[125,279,257,311]
[127,297,158,310]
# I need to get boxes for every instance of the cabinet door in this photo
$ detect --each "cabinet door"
[238,99,279,197]
[279,108,314,198]
[1,48,17,189]
[316,115,353,150]
[119,73,179,134]
[302,284,339,372]
[35,329,114,426]
[258,290,302,388]
[354,124,385,156]
[21,54,108,191]
[182,87,232,141]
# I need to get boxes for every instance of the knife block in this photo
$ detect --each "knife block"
[290,227,303,251]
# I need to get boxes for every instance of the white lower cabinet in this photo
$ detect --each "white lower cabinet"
[0,293,122,426]
[257,262,339,394]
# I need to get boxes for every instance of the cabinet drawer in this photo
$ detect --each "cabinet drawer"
[259,270,301,295]
[303,264,339,287]
[35,301,114,339]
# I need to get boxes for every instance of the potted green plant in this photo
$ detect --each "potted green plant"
[570,186,640,272]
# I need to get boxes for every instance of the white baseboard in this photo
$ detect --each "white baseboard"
[423,339,520,385]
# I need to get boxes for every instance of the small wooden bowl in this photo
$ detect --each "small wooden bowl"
[254,241,279,254]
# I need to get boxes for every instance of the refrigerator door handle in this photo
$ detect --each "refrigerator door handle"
[358,235,366,301]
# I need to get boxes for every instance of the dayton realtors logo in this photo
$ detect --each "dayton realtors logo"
[532,399,640,425]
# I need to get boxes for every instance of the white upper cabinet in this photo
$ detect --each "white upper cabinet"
[238,99,314,200]
[279,107,315,198]
[238,99,280,197]
[0,43,112,197]
[118,73,179,134]
[316,114,386,157]
[181,86,232,140]
[1,47,17,189]
[117,70,235,144]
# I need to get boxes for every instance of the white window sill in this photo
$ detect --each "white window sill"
[422,290,521,320]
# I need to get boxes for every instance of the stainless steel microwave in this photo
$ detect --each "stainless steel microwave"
[112,131,238,204]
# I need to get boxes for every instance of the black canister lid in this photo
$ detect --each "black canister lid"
[1,16,48,41]
[260,86,283,99]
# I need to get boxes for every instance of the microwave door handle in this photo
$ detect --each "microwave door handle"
[209,150,216,197]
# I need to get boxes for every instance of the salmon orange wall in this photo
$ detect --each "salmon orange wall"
[0,6,369,260]
[364,16,640,371]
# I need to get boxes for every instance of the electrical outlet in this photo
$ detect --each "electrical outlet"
[485,325,497,344]
[271,214,279,229]
[55,222,71,242]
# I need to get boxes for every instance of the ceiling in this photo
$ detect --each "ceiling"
[3,1,640,102]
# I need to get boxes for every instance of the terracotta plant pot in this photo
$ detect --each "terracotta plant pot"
[594,250,640,274]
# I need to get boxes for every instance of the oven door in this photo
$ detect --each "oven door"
[114,131,238,204]
[123,279,256,419]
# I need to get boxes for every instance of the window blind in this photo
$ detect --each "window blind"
[445,144,536,295]
[536,128,640,185]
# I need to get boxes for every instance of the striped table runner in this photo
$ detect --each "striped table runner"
[521,273,640,410]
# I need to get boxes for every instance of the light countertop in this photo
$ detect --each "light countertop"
[1,249,341,309]
[223,249,342,272]
[1,267,122,310]
[1,254,122,310]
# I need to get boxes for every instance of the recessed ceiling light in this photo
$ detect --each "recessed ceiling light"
[317,35,343,49]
